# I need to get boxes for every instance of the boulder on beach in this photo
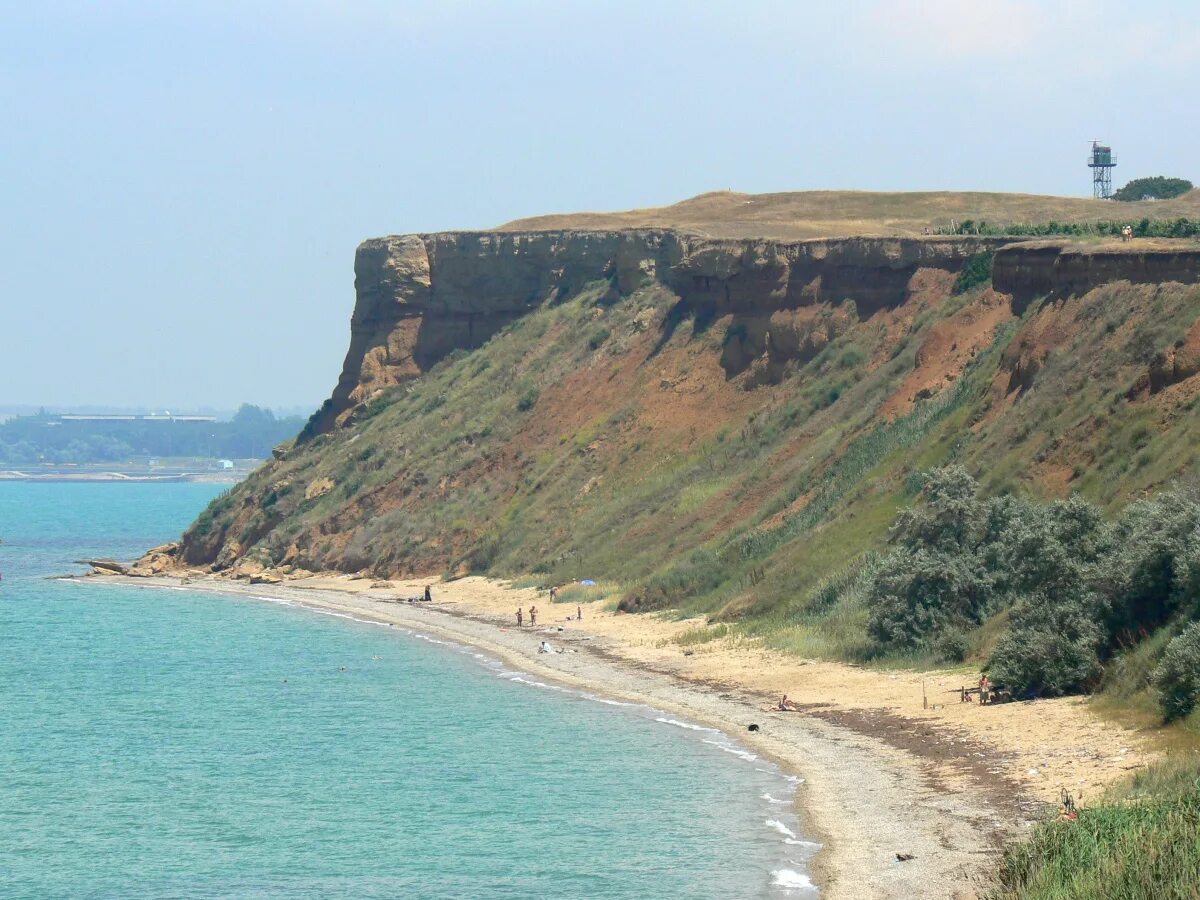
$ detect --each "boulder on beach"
[80,558,130,576]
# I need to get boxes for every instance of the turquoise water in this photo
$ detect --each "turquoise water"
[0,483,816,898]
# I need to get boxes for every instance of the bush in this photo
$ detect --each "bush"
[1152,622,1200,721]
[988,598,1104,696]
[934,627,970,663]
[516,387,539,412]
[588,326,611,350]
[952,252,993,294]
[839,346,867,368]
[866,548,995,651]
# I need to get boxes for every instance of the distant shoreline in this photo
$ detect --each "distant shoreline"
[0,472,244,484]
[79,571,1010,899]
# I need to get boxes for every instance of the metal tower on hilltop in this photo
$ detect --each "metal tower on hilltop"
[1088,141,1117,199]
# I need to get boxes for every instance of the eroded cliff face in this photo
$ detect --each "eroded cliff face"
[170,222,1200,581]
[994,242,1200,313]
[305,231,1016,436]
[305,231,637,434]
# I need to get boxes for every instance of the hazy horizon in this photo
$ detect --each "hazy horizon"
[3,1,1198,408]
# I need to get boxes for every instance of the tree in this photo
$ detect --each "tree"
[1113,176,1193,202]
[866,467,1009,652]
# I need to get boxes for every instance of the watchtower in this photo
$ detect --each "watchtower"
[1088,141,1117,199]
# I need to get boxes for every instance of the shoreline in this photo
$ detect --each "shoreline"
[81,572,1017,899]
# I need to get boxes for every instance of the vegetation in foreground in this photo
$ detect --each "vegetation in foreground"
[990,756,1200,900]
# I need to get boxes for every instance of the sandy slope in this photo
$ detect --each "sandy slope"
[84,570,1157,897]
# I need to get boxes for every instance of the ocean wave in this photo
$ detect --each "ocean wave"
[765,819,797,839]
[253,595,293,605]
[784,838,820,848]
[703,739,758,762]
[770,868,813,890]
[762,792,790,804]
[585,695,637,707]
[654,717,720,734]
[307,608,359,622]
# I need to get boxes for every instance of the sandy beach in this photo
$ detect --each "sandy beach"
[87,571,1159,899]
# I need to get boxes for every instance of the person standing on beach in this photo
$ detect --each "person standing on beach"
[577,606,582,621]
[529,605,538,626]
[550,585,558,602]
[516,608,523,627]
[424,585,432,602]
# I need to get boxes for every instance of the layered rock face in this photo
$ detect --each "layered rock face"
[305,231,1011,436]
[303,229,1200,439]
[994,242,1200,313]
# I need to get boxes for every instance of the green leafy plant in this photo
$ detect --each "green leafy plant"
[1152,622,1200,721]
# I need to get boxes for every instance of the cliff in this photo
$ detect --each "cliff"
[164,194,1200,637]
[307,232,1013,435]
[994,240,1200,313]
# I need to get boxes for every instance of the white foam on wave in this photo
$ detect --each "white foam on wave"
[586,695,637,707]
[409,632,448,645]
[253,595,293,606]
[784,838,820,848]
[703,739,758,762]
[765,818,797,839]
[770,868,813,890]
[307,608,358,622]
[762,792,789,804]
[506,675,567,692]
[655,716,720,734]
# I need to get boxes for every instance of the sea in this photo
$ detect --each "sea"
[0,482,817,898]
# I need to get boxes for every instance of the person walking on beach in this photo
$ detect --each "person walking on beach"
[424,584,432,602]
[529,605,538,626]
[516,608,524,627]
[549,585,558,602]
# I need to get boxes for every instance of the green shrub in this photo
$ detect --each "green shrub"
[839,346,867,368]
[953,252,993,294]
[866,547,995,651]
[588,326,611,350]
[1152,622,1200,721]
[517,387,539,412]
[987,598,1104,696]
[934,627,970,663]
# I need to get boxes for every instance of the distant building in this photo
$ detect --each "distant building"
[219,459,235,470]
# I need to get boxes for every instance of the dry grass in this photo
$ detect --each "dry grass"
[497,189,1200,240]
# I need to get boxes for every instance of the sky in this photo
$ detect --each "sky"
[2,1,1198,411]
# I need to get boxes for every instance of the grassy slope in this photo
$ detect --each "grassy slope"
[498,188,1200,239]
[194,272,1200,664]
